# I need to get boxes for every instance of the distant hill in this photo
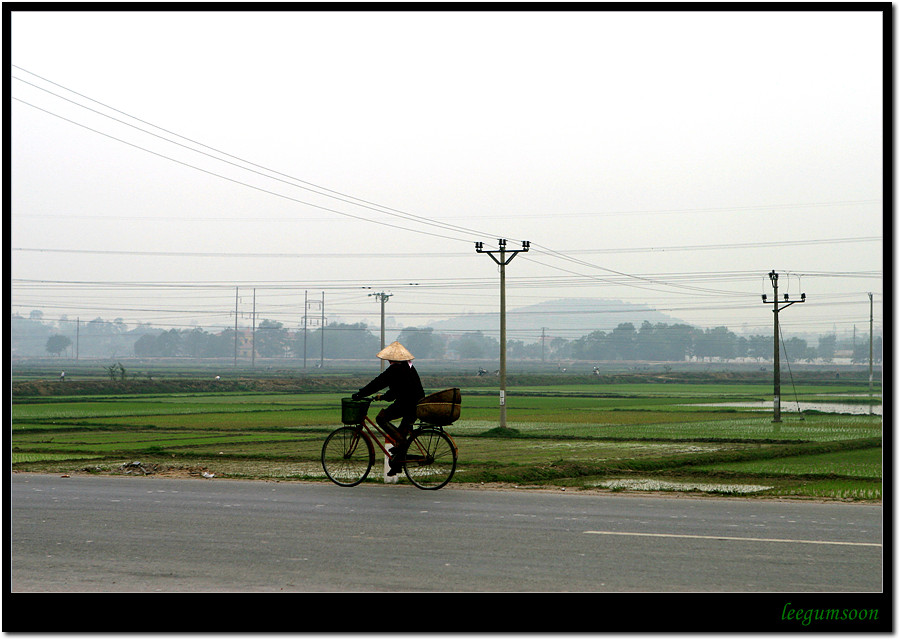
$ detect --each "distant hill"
[425,298,689,342]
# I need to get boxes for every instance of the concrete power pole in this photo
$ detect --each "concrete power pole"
[369,291,393,370]
[303,290,308,370]
[869,292,874,392]
[234,287,239,367]
[301,291,326,369]
[251,288,256,368]
[762,270,806,423]
[320,292,325,369]
[476,239,530,429]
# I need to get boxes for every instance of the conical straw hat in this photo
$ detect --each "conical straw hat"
[377,341,415,361]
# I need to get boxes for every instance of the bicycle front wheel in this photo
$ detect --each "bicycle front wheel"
[403,428,457,490]
[321,426,374,487]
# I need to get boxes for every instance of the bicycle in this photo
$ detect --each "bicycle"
[321,389,460,491]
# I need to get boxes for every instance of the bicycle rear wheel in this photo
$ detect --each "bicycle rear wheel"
[403,428,457,490]
[322,426,374,487]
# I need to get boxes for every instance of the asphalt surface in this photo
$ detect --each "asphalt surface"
[10,473,883,596]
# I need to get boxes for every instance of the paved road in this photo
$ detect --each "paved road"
[10,473,883,594]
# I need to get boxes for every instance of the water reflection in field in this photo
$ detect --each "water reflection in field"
[692,401,882,415]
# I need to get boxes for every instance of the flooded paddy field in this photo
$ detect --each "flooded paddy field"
[11,374,882,501]
[690,401,882,415]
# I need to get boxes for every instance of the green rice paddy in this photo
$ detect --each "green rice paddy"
[10,378,882,501]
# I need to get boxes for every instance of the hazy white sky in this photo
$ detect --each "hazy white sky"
[9,8,885,341]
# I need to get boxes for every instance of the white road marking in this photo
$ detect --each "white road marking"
[583,530,882,547]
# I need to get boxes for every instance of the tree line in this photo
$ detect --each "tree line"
[16,311,882,364]
[560,322,881,363]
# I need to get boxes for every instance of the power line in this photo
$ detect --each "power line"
[550,237,881,254]
[499,199,882,218]
[524,246,748,297]
[12,272,883,292]
[12,68,884,312]
[12,71,855,302]
[17,68,879,232]
[12,96,473,245]
[12,68,497,242]
[12,67,882,232]
[11,235,881,259]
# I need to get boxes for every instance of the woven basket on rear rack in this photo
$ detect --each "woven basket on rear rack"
[416,388,462,425]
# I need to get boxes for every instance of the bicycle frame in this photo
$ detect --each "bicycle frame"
[352,411,457,462]
[355,414,398,458]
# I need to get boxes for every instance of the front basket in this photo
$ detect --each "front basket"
[341,397,372,424]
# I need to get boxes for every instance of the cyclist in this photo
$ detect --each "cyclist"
[352,341,425,475]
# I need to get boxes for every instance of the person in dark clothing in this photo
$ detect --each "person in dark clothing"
[352,341,424,475]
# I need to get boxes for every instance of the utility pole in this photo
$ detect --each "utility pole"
[251,288,256,368]
[868,292,874,394]
[234,287,239,367]
[476,239,530,429]
[369,291,393,370]
[302,290,308,370]
[762,270,806,423]
[301,291,325,369]
[541,327,549,364]
[320,291,325,369]
[75,317,80,362]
